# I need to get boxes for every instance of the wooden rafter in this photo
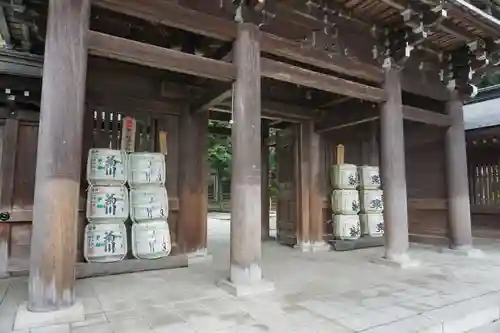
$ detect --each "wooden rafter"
[92,0,384,82]
[261,58,386,102]
[402,105,452,126]
[88,31,237,81]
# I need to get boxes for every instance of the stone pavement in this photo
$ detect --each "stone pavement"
[2,213,500,332]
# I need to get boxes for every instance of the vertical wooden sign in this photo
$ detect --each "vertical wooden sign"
[121,116,136,152]
[159,131,168,155]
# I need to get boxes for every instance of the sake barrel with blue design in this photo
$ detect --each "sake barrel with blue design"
[131,220,172,259]
[333,215,361,240]
[358,166,381,190]
[359,213,384,237]
[84,223,127,263]
[331,190,360,215]
[87,148,127,185]
[86,185,129,223]
[360,189,384,214]
[129,186,169,223]
[128,152,166,187]
[330,164,359,189]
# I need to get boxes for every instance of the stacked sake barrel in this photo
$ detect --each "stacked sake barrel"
[358,166,384,238]
[128,153,172,259]
[85,149,129,263]
[331,164,361,240]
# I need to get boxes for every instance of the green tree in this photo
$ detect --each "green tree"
[208,120,232,203]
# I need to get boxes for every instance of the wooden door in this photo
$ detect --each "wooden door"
[276,125,299,246]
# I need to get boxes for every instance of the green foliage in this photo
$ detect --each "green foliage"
[208,120,232,178]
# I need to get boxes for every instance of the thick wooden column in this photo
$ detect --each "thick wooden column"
[298,121,327,252]
[297,122,311,249]
[29,0,90,311]
[308,122,325,249]
[0,117,18,278]
[178,109,209,255]
[380,67,411,263]
[228,23,264,287]
[261,120,270,240]
[446,92,472,249]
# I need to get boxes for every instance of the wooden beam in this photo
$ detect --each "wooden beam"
[93,0,237,41]
[28,0,90,312]
[92,0,384,83]
[260,33,383,83]
[315,107,379,133]
[261,58,386,102]
[88,31,236,82]
[218,99,314,121]
[193,88,232,113]
[87,90,182,116]
[403,105,452,127]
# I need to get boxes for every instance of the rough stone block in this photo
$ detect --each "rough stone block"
[14,302,84,330]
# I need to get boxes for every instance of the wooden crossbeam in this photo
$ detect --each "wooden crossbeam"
[402,105,452,127]
[217,99,314,122]
[92,0,383,83]
[261,58,386,102]
[93,0,237,41]
[193,88,232,113]
[88,31,236,81]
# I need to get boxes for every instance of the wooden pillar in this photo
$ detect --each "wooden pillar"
[446,92,472,249]
[178,109,209,255]
[298,121,327,251]
[29,0,90,311]
[380,67,410,262]
[298,122,311,249]
[261,120,270,240]
[308,122,325,249]
[0,116,18,278]
[229,23,263,286]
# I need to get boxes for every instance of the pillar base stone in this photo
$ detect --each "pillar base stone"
[217,278,275,297]
[372,253,420,269]
[298,241,331,253]
[187,249,213,265]
[440,246,485,258]
[14,301,84,331]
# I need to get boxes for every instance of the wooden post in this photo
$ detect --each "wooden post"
[0,116,18,278]
[261,120,270,240]
[446,92,473,249]
[380,67,412,264]
[29,0,90,311]
[224,23,272,293]
[298,121,328,252]
[298,121,311,250]
[309,122,326,250]
[177,109,208,256]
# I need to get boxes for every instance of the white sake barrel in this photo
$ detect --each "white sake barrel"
[331,190,360,215]
[360,213,384,237]
[129,187,168,222]
[86,185,129,223]
[128,153,166,187]
[131,221,171,259]
[358,166,381,190]
[334,215,361,240]
[330,164,358,189]
[360,189,384,213]
[84,223,127,263]
[87,149,127,185]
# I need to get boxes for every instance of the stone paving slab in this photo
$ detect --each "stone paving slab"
[3,216,500,332]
